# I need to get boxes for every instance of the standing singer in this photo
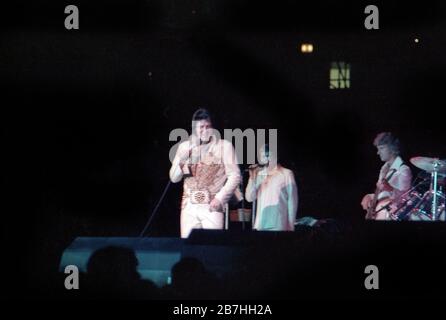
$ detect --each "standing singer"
[245,144,298,231]
[169,109,241,238]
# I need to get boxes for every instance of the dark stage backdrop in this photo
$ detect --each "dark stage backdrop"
[2,0,446,297]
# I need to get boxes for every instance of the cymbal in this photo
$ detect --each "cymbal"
[410,157,446,173]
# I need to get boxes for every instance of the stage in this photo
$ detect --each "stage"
[58,222,446,299]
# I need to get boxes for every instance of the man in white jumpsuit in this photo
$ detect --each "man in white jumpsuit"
[169,109,241,238]
[245,144,298,231]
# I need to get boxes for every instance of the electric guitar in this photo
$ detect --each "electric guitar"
[365,168,397,220]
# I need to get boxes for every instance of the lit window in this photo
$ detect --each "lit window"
[301,43,314,53]
[330,62,350,89]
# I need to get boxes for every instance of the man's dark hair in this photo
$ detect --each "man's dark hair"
[373,132,401,155]
[192,108,212,123]
[191,108,212,134]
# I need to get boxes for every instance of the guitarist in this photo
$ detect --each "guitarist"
[361,132,412,220]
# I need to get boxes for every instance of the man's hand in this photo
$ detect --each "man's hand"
[361,194,373,210]
[209,198,223,212]
[178,144,193,163]
[179,148,193,175]
[248,166,260,179]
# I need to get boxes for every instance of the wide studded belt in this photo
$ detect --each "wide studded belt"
[189,189,211,204]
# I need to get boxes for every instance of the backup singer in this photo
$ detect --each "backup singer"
[245,144,298,231]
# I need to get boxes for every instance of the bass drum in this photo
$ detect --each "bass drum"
[408,209,431,221]
[391,191,423,221]
[408,204,446,221]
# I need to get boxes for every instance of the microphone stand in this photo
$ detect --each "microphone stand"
[251,168,261,231]
[249,164,268,230]
[252,191,257,230]
[240,172,246,231]
[139,138,196,237]
[246,164,265,230]
[139,180,172,237]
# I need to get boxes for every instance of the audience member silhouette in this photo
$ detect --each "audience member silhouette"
[162,257,221,299]
[84,246,158,299]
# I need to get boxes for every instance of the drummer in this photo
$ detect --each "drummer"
[361,132,413,219]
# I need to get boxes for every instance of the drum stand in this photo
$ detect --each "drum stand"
[408,156,446,221]
[391,179,427,220]
[430,162,441,220]
[410,190,445,221]
[410,170,445,221]
[391,172,446,221]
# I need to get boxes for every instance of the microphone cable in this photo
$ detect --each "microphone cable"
[139,180,172,237]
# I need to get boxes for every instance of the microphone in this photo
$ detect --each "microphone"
[181,136,198,175]
[244,164,260,172]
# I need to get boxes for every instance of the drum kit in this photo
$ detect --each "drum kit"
[391,156,446,221]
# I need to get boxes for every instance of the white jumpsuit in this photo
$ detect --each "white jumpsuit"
[170,138,241,238]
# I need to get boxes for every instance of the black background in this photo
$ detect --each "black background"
[2,0,446,299]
